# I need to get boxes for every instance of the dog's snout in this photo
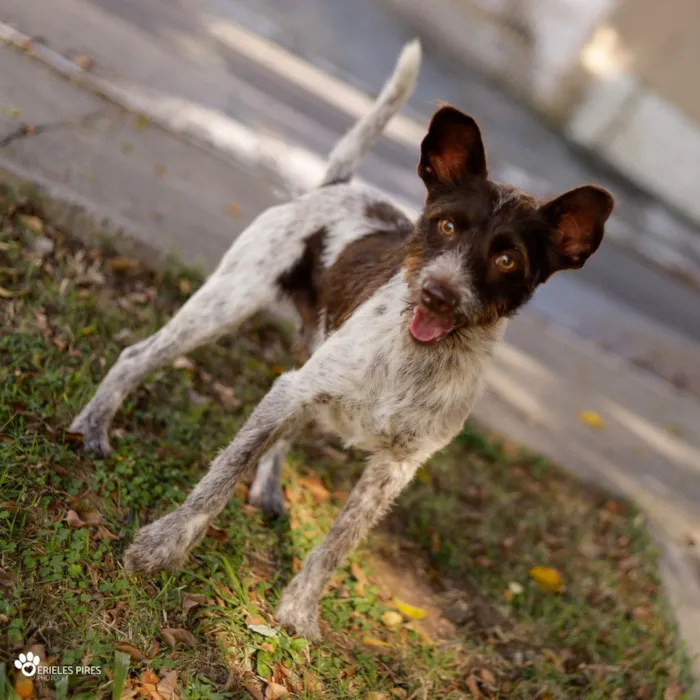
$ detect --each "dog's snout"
[421,280,457,316]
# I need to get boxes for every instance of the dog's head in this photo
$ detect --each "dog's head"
[405,106,614,344]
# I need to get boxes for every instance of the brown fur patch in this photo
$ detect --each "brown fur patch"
[364,201,413,231]
[277,228,326,344]
[321,229,410,331]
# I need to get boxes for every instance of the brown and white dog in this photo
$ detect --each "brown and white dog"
[70,40,613,638]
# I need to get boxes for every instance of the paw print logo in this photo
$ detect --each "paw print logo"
[14,651,40,677]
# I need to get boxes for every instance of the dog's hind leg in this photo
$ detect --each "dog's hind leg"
[70,202,304,457]
[248,438,290,518]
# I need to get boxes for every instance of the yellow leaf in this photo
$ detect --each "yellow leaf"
[393,599,427,620]
[529,566,564,593]
[13,676,33,699]
[578,410,604,429]
[75,54,94,71]
[298,473,330,504]
[381,610,403,627]
[225,202,242,217]
[18,214,44,234]
[108,256,139,273]
[361,636,391,648]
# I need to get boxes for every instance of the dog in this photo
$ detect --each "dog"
[70,39,613,639]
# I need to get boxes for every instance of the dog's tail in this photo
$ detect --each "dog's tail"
[320,39,422,187]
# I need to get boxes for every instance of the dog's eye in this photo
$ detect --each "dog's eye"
[495,253,517,272]
[438,219,456,236]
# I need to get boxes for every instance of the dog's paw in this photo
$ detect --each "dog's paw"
[275,591,320,640]
[69,416,112,457]
[248,484,286,520]
[124,512,204,573]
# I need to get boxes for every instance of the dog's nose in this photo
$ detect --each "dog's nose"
[421,281,458,316]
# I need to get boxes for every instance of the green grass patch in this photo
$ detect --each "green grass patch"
[0,186,694,698]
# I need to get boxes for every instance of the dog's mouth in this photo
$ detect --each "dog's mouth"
[409,305,456,343]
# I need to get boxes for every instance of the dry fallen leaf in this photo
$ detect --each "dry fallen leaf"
[393,599,427,620]
[245,680,265,700]
[206,524,229,543]
[529,566,564,594]
[466,676,482,699]
[141,670,160,685]
[96,525,120,541]
[18,214,44,234]
[265,682,289,699]
[115,643,145,661]
[172,356,197,371]
[365,694,389,700]
[182,593,208,614]
[479,668,496,687]
[578,410,604,429]
[161,627,196,649]
[351,562,369,586]
[156,670,179,700]
[75,54,94,70]
[108,257,140,273]
[361,636,391,649]
[0,285,29,299]
[663,682,683,700]
[508,581,524,596]
[80,509,102,526]
[381,610,403,628]
[211,381,241,408]
[298,473,330,504]
[248,624,278,638]
[66,510,86,528]
[284,485,300,505]
[0,569,17,587]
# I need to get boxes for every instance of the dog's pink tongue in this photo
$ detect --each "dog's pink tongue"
[410,307,454,343]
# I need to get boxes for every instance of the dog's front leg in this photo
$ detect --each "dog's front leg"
[276,453,419,639]
[124,371,307,573]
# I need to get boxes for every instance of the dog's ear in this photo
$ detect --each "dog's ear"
[418,106,487,188]
[540,185,614,274]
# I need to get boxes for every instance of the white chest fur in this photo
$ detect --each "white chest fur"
[306,275,504,458]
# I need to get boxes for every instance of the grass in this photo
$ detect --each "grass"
[0,184,694,699]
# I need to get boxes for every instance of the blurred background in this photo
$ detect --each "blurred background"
[4,0,700,375]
